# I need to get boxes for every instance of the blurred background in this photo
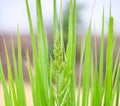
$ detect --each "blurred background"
[0,0,120,82]
[0,0,120,34]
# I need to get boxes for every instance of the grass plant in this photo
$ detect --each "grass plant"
[0,0,120,106]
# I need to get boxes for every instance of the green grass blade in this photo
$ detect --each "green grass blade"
[36,0,50,105]
[60,0,63,39]
[73,0,76,42]
[97,8,105,105]
[91,52,93,106]
[26,1,41,105]
[36,0,49,88]
[104,16,114,106]
[77,36,86,106]
[26,52,36,106]
[72,1,76,104]
[112,49,120,85]
[11,41,21,106]
[34,64,45,105]
[4,40,18,106]
[99,8,104,91]
[66,0,73,66]
[65,0,76,105]
[53,0,58,41]
[50,57,55,106]
[25,0,38,61]
[17,27,26,106]
[82,24,91,106]
[91,68,99,106]
[0,59,12,106]
[112,62,120,105]
[60,0,66,58]
[26,1,40,105]
[91,37,100,106]
[115,64,120,106]
[26,0,49,105]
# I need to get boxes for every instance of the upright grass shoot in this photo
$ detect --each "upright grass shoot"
[26,0,50,105]
[77,36,86,106]
[65,0,76,105]
[82,24,91,106]
[4,39,17,106]
[104,16,114,106]
[99,8,104,101]
[0,59,12,106]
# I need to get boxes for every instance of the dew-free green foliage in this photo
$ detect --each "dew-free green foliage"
[104,16,114,106]
[0,28,26,106]
[82,23,91,106]
[0,0,120,106]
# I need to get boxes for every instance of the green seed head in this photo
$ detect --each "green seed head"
[51,32,66,83]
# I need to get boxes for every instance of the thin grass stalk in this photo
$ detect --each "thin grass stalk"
[36,1,49,102]
[91,35,100,106]
[50,58,54,106]
[25,0,38,59]
[53,0,58,41]
[65,0,76,105]
[112,62,120,105]
[115,64,120,106]
[25,1,38,105]
[99,8,104,105]
[104,16,114,106]
[77,36,86,106]
[36,0,45,95]
[4,40,18,106]
[82,24,91,106]
[91,51,93,106]
[26,52,36,106]
[71,0,76,105]
[60,0,63,47]
[99,8,104,91]
[0,59,12,106]
[17,27,26,106]
[11,41,21,106]
[60,0,66,60]
[112,50,120,84]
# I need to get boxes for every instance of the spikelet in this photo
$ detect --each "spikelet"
[50,32,71,105]
[51,32,66,85]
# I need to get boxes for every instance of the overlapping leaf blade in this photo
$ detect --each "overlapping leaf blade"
[82,24,91,106]
[104,16,114,106]
[65,0,76,105]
